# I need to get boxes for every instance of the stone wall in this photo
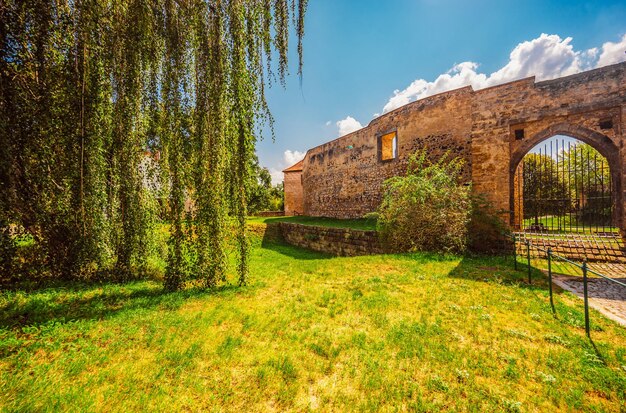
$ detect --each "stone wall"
[301,87,474,218]
[284,170,303,216]
[293,62,626,230]
[471,64,625,227]
[278,222,384,256]
[255,211,285,217]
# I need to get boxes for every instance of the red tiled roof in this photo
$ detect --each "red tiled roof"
[282,159,303,173]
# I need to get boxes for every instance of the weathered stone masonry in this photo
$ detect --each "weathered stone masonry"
[285,62,626,232]
[279,222,383,256]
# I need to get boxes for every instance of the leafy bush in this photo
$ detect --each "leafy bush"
[376,152,471,253]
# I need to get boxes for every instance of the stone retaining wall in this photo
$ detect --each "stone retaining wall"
[278,222,384,256]
[255,211,285,217]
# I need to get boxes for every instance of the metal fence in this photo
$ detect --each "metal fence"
[513,139,615,235]
[512,234,626,338]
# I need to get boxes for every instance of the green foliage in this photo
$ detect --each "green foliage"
[558,143,610,195]
[0,0,308,290]
[269,183,285,212]
[247,159,285,213]
[522,154,569,221]
[247,157,273,214]
[376,152,471,253]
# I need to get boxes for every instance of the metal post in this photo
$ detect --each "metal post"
[513,234,518,271]
[547,248,555,314]
[526,239,531,283]
[582,259,590,338]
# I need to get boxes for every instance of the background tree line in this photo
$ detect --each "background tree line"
[248,156,284,214]
[0,0,306,289]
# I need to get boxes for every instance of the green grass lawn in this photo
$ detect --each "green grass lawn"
[248,215,377,231]
[521,215,618,234]
[1,225,625,412]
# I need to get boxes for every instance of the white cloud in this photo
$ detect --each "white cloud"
[268,149,306,185]
[336,116,363,136]
[380,33,626,114]
[596,34,626,67]
[268,168,283,185]
[283,149,305,166]
[325,120,332,126]
[381,62,486,114]
[486,34,587,85]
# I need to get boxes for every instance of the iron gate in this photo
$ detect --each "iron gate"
[513,138,615,234]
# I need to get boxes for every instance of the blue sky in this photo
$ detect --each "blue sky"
[257,0,626,183]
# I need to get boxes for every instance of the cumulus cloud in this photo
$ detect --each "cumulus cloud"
[268,169,283,185]
[597,34,626,67]
[336,116,363,136]
[381,33,626,114]
[268,149,306,185]
[382,62,487,114]
[283,150,306,166]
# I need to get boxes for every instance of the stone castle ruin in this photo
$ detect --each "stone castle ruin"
[283,62,626,235]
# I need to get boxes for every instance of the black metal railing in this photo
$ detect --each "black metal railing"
[512,234,626,338]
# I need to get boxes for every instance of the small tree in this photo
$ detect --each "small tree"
[377,152,471,253]
[269,183,285,211]
[247,158,273,214]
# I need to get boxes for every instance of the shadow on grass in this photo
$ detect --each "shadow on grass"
[446,255,616,347]
[447,254,558,293]
[258,223,333,260]
[1,225,324,331]
[0,282,244,331]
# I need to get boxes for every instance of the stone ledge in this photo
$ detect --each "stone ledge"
[278,222,384,256]
[255,211,285,217]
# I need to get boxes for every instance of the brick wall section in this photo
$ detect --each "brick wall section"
[284,170,303,216]
[278,222,384,256]
[291,62,626,230]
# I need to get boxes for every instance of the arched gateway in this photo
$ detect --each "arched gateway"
[284,62,626,249]
[510,124,622,233]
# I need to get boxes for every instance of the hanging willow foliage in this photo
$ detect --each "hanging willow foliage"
[0,0,307,289]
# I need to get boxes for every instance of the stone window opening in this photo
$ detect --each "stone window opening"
[379,131,398,161]
[599,119,613,130]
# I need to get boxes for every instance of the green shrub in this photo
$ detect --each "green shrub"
[376,152,471,253]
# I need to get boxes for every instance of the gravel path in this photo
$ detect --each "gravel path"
[551,274,626,327]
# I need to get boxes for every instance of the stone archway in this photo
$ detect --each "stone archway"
[509,123,622,233]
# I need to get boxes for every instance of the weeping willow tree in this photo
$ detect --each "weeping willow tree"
[0,0,307,289]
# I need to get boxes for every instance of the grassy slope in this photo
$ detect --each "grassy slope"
[1,226,625,412]
[247,216,377,231]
